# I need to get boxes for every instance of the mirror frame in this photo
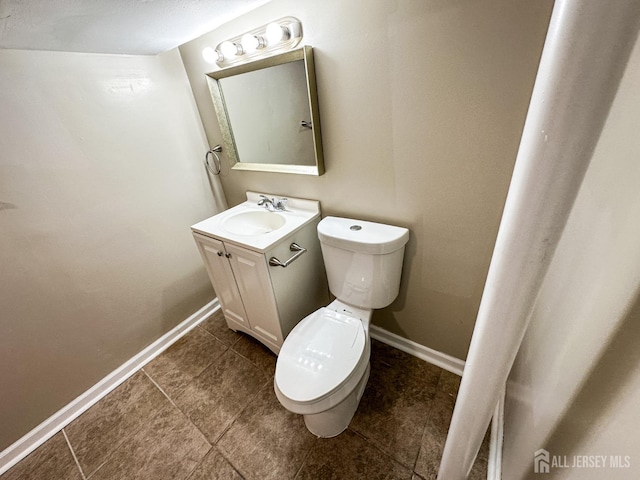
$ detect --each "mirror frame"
[206,46,325,176]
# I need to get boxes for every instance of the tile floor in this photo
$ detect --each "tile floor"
[1,310,489,480]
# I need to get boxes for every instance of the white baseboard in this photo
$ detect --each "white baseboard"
[369,324,465,376]
[0,299,219,476]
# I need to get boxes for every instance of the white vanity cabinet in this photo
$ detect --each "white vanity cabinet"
[193,234,284,346]
[191,193,328,354]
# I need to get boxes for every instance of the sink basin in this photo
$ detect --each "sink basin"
[192,192,320,252]
[222,210,287,236]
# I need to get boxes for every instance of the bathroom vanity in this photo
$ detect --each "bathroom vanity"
[191,192,328,354]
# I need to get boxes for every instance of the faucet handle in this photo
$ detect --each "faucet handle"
[257,194,272,206]
[275,197,288,211]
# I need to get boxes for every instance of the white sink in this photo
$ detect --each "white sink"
[222,210,286,236]
[191,192,320,252]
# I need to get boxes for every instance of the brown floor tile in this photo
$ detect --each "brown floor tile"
[174,349,268,444]
[414,390,456,479]
[186,448,243,480]
[350,340,441,469]
[217,385,316,480]
[295,429,413,480]
[415,391,490,480]
[144,328,228,400]
[427,391,457,442]
[89,402,210,480]
[0,432,82,480]
[437,370,461,398]
[199,310,242,347]
[6,330,490,480]
[231,332,277,377]
[65,370,170,477]
[414,431,442,480]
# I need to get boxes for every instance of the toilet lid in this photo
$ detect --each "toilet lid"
[276,307,366,403]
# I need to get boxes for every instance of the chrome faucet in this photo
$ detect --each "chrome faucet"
[258,195,288,212]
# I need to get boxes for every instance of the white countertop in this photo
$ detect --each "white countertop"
[191,192,321,253]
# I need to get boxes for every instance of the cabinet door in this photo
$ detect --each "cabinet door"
[193,234,249,328]
[225,243,282,345]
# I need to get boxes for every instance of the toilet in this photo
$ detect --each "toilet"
[274,216,409,437]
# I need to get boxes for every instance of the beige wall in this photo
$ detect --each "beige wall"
[0,49,222,449]
[179,0,553,359]
[502,34,640,479]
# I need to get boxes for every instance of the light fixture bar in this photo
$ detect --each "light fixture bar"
[204,17,303,68]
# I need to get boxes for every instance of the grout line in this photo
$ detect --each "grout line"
[104,369,216,480]
[211,378,270,446]
[183,444,214,480]
[292,436,319,480]
[347,426,369,442]
[141,363,267,451]
[412,406,433,475]
[346,425,415,472]
[140,332,230,413]
[215,444,248,480]
[196,323,236,347]
[203,382,269,480]
[61,429,86,480]
[74,376,154,480]
[141,369,183,415]
[230,345,276,377]
[345,425,406,469]
[410,369,446,475]
[195,310,239,344]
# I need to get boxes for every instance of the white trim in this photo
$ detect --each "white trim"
[0,299,219,476]
[369,325,465,376]
[487,387,505,480]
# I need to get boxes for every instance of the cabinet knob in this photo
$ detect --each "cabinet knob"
[225,253,232,259]
[217,251,223,256]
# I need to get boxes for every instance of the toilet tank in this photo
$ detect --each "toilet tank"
[317,216,410,309]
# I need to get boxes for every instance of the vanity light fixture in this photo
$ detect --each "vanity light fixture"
[240,33,263,54]
[202,17,303,68]
[201,46,221,64]
[219,40,242,58]
[265,22,290,44]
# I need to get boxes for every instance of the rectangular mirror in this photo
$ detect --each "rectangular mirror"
[206,46,324,175]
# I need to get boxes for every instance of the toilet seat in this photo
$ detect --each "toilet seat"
[275,307,369,412]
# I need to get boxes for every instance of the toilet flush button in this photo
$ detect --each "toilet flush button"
[350,225,362,231]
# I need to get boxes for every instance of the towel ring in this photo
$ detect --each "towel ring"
[205,145,222,175]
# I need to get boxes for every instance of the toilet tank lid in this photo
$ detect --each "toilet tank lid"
[318,216,409,254]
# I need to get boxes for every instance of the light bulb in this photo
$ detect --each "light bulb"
[241,34,260,54]
[201,47,220,64]
[265,22,289,45]
[219,41,239,58]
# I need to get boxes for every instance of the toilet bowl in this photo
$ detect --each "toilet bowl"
[274,216,409,437]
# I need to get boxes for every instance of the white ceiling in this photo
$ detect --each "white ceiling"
[0,0,271,55]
